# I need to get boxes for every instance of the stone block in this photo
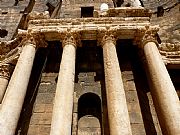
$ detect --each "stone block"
[38,83,56,93]
[127,102,141,113]
[33,104,46,113]
[27,125,39,135]
[129,112,143,124]
[35,93,55,104]
[126,80,136,90]
[33,104,53,113]
[30,113,52,125]
[41,73,58,83]
[27,125,51,135]
[122,71,134,81]
[131,124,146,135]
[125,91,139,103]
[39,125,51,135]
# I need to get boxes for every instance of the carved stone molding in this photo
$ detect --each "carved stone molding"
[0,64,13,79]
[159,42,180,52]
[158,43,180,65]
[134,25,159,48]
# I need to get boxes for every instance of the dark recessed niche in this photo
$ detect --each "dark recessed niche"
[0,29,8,38]
[81,6,94,18]
[116,0,124,7]
[157,6,164,17]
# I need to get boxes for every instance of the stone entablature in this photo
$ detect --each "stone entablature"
[27,17,151,41]
[0,8,180,66]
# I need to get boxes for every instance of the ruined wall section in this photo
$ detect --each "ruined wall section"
[32,0,48,12]
[27,73,57,135]
[0,0,34,41]
[60,0,114,18]
[142,0,178,13]
[151,4,179,44]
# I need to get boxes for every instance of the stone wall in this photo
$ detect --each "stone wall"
[73,72,102,135]
[1,0,179,135]
[27,73,56,135]
[0,0,33,41]
[151,4,180,44]
[60,0,114,18]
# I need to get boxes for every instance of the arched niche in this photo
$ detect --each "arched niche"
[77,93,102,135]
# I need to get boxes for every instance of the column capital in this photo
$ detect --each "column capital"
[22,33,48,48]
[134,25,159,48]
[0,64,13,80]
[62,29,81,48]
[97,27,117,47]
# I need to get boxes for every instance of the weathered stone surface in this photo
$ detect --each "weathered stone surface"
[30,113,52,125]
[28,125,51,135]
[0,43,36,135]
[143,42,180,135]
[102,34,132,135]
[0,1,179,135]
[26,73,57,135]
[50,36,76,135]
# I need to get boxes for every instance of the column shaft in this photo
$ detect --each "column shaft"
[50,42,76,135]
[0,43,36,135]
[102,38,132,135]
[144,42,180,135]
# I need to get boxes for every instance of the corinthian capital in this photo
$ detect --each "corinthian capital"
[62,28,81,48]
[97,26,117,47]
[0,64,13,79]
[22,33,48,48]
[134,25,159,48]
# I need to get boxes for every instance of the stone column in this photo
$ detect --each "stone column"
[50,34,76,135]
[0,40,36,135]
[143,41,180,135]
[0,64,11,103]
[101,34,132,135]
